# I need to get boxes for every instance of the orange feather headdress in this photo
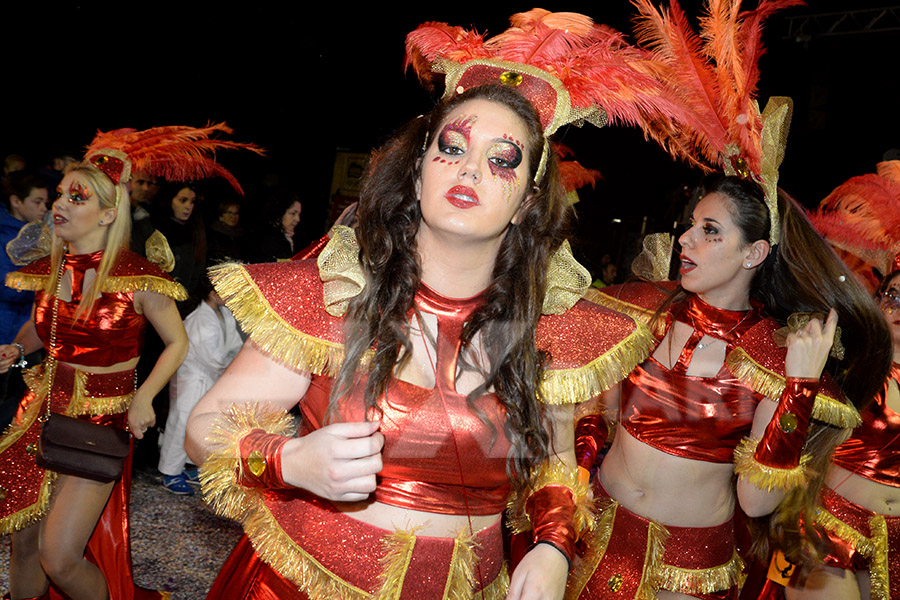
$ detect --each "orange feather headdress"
[631,0,803,245]
[84,122,264,195]
[405,9,693,180]
[809,160,900,292]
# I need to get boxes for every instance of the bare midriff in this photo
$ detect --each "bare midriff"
[599,426,737,527]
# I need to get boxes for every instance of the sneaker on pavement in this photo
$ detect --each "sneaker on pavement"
[183,468,201,486]
[162,474,195,495]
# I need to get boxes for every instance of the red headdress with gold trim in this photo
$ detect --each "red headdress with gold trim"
[405,9,693,180]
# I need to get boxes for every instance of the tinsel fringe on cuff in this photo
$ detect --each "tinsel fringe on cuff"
[200,404,371,599]
[815,507,888,600]
[541,321,655,405]
[726,348,860,428]
[733,437,813,492]
[507,461,594,537]
[209,263,346,376]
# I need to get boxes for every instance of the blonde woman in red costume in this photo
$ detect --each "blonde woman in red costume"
[0,124,258,600]
[0,162,188,600]
[785,271,900,600]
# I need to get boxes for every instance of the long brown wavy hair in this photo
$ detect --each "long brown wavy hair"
[662,176,892,570]
[329,84,571,484]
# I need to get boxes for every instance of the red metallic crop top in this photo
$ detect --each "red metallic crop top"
[7,250,185,367]
[300,285,512,515]
[620,294,765,463]
[832,363,900,487]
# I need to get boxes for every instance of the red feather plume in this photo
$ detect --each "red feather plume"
[405,9,694,137]
[631,0,803,173]
[86,123,264,195]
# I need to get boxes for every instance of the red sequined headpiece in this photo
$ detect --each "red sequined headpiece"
[405,10,691,179]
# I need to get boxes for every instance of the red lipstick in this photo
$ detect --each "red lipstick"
[679,254,696,275]
[445,185,479,209]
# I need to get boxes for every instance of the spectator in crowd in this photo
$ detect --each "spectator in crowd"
[249,190,301,262]
[159,276,242,495]
[207,199,244,263]
[129,170,161,256]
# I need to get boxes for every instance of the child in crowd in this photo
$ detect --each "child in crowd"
[159,276,242,494]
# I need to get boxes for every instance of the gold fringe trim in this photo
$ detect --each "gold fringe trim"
[726,348,861,428]
[816,504,891,599]
[0,470,57,535]
[5,270,48,292]
[200,404,372,600]
[480,564,509,600]
[815,507,877,559]
[374,529,417,600]
[507,461,594,537]
[653,550,744,595]
[637,521,669,600]
[868,514,890,600]
[582,288,665,336]
[541,321,655,405]
[101,275,187,301]
[0,382,56,535]
[442,529,478,600]
[733,437,813,492]
[210,262,346,376]
[66,371,132,416]
[565,496,616,600]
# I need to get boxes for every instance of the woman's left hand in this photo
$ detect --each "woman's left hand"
[506,543,568,600]
[784,308,838,380]
[127,390,156,439]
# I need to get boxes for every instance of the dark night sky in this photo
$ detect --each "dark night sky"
[3,2,897,273]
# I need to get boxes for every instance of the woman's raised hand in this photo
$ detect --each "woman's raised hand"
[282,420,384,502]
[784,308,838,380]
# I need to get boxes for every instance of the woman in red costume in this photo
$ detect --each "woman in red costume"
[573,176,890,600]
[184,10,701,599]
[784,270,900,600]
[0,161,188,600]
[0,124,259,600]
[186,82,654,600]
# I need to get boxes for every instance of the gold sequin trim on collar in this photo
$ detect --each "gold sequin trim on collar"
[543,240,591,315]
[5,271,48,292]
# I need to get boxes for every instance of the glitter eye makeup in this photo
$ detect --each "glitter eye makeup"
[67,180,93,203]
[437,116,475,156]
[487,141,523,172]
